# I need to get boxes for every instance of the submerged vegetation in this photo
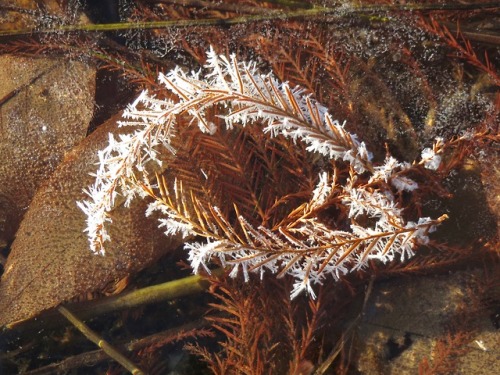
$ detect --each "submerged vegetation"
[0,0,498,374]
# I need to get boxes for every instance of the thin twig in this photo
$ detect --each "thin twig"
[24,319,212,375]
[445,24,500,46]
[313,277,375,374]
[146,0,282,14]
[0,2,498,37]
[58,305,145,375]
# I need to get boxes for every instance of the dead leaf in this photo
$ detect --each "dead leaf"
[0,54,95,244]
[0,113,183,327]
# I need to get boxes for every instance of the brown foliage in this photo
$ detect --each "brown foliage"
[0,1,498,373]
[187,276,326,375]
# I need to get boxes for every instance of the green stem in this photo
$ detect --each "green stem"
[0,2,498,37]
[7,269,224,332]
[58,306,145,375]
[147,0,283,14]
[258,0,313,9]
[72,269,224,318]
[23,319,210,375]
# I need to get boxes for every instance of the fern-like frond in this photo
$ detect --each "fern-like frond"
[80,47,448,298]
[159,47,374,172]
[140,173,446,299]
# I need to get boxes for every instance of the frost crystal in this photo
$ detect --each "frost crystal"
[421,147,442,170]
[421,137,444,170]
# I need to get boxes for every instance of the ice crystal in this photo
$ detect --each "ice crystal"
[421,147,442,170]
[421,136,444,171]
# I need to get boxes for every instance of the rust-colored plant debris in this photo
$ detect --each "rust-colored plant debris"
[186,275,335,375]
[0,1,498,374]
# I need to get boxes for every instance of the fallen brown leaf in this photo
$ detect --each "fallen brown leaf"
[0,113,183,327]
[0,54,95,244]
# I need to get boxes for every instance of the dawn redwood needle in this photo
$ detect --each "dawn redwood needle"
[79,48,448,299]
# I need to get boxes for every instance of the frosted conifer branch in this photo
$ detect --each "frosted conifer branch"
[79,47,448,298]
[159,47,375,172]
[77,92,178,254]
[182,206,448,299]
[136,173,447,299]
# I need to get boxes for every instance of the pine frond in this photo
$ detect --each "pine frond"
[204,282,275,375]
[159,46,374,172]
[247,31,319,94]
[417,16,500,87]
[184,123,312,224]
[80,47,448,298]
[140,172,447,299]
